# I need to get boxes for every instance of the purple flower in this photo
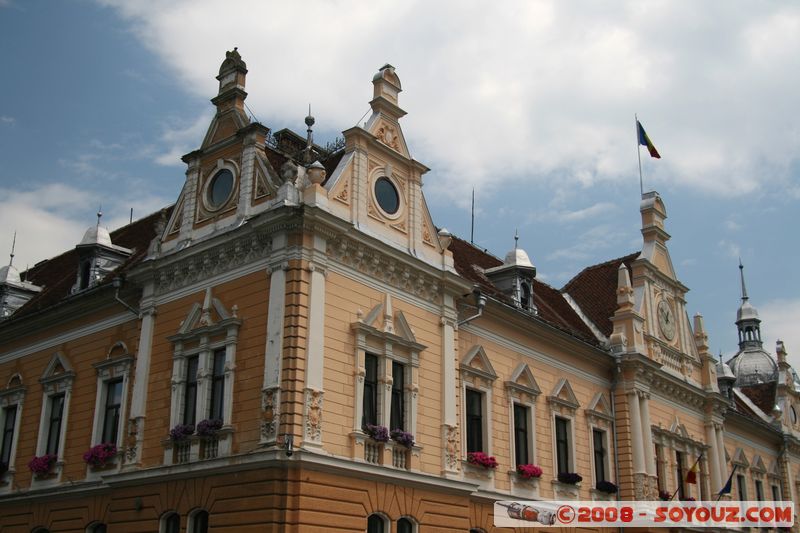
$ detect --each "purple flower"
[83,443,117,467]
[196,419,223,437]
[390,429,415,448]
[169,423,195,441]
[659,490,672,501]
[363,424,389,442]
[596,480,617,493]
[28,454,57,475]
[557,472,583,485]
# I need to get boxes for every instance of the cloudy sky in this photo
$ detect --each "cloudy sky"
[0,1,798,367]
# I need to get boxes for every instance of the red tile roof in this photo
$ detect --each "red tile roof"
[13,207,173,319]
[448,235,599,345]
[561,252,640,338]
[739,382,776,416]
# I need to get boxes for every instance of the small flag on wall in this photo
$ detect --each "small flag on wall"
[686,458,700,484]
[637,120,661,159]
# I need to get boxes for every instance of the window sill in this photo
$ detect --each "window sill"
[350,431,421,470]
[591,488,617,501]
[509,471,541,498]
[551,479,581,500]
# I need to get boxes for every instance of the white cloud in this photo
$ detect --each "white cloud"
[153,112,212,166]
[95,0,800,201]
[760,298,800,372]
[718,239,741,259]
[0,183,170,271]
[0,115,15,124]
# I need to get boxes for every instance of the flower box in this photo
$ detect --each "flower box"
[557,472,582,485]
[363,424,389,443]
[196,419,223,437]
[169,423,195,442]
[658,490,672,501]
[596,480,618,494]
[83,443,118,468]
[516,464,543,479]
[467,451,498,469]
[28,454,58,476]
[390,429,415,448]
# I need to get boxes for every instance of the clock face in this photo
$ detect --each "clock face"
[657,300,676,341]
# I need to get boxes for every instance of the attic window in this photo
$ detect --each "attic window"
[79,260,91,290]
[208,169,234,209]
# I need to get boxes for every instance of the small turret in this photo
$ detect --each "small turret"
[485,231,537,313]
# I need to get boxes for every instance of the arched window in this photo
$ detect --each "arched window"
[367,513,386,533]
[189,509,209,533]
[160,512,180,533]
[521,281,532,310]
[397,516,416,533]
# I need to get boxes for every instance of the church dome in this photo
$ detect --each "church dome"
[80,225,113,247]
[0,264,20,284]
[728,348,778,386]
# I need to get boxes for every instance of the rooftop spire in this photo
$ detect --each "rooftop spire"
[739,258,748,301]
[305,105,315,164]
[9,231,15,268]
[514,228,519,250]
[96,205,103,229]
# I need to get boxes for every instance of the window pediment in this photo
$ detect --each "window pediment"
[731,447,749,468]
[351,294,426,363]
[585,392,614,423]
[168,287,241,344]
[751,455,766,474]
[460,345,497,383]
[505,363,540,399]
[547,378,580,412]
[39,352,75,393]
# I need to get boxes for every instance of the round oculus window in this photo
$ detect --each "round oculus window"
[374,177,399,215]
[208,169,234,209]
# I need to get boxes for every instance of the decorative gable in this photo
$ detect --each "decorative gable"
[505,363,541,400]
[169,286,241,343]
[460,345,498,383]
[669,417,690,439]
[39,352,75,395]
[351,293,426,364]
[731,448,750,468]
[585,392,613,423]
[751,455,766,474]
[548,378,580,413]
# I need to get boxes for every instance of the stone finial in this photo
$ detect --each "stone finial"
[693,313,709,355]
[372,64,402,104]
[437,228,452,251]
[777,340,787,364]
[616,263,634,309]
[307,161,326,186]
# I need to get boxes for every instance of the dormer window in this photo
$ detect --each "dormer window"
[520,281,532,310]
[79,260,92,290]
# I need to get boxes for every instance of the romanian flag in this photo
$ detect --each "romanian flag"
[637,120,661,159]
[686,458,700,484]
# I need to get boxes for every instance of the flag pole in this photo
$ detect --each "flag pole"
[716,464,738,503]
[470,187,475,244]
[636,113,643,197]
[669,453,702,501]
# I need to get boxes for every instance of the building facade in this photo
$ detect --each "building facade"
[0,50,798,532]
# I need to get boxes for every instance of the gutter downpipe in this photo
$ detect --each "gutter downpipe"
[611,350,623,533]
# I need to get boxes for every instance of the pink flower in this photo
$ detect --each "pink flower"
[28,454,57,475]
[467,451,498,469]
[516,464,543,479]
[82,443,117,467]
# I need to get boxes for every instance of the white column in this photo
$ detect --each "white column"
[303,235,327,448]
[715,425,727,486]
[130,287,155,419]
[261,257,286,444]
[705,423,722,493]
[640,393,656,476]
[628,391,645,474]
[441,315,456,426]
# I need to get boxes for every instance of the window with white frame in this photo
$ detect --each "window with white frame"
[167,289,240,432]
[0,376,24,479]
[160,512,180,533]
[592,428,609,483]
[459,345,497,458]
[505,363,540,469]
[351,296,423,442]
[90,350,132,451]
[188,509,209,533]
[555,416,572,474]
[465,388,485,453]
[397,517,416,533]
[366,513,388,533]
[547,378,580,477]
[36,353,74,475]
